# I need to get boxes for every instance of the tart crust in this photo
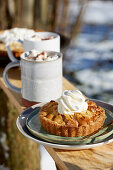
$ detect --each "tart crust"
[39,100,105,137]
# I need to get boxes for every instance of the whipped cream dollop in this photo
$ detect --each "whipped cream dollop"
[58,90,88,115]
[0,28,35,44]
[23,49,58,62]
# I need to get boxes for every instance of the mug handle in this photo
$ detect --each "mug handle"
[3,61,21,93]
[6,40,23,62]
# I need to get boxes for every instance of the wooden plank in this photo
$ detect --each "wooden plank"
[54,144,113,170]
[0,67,113,170]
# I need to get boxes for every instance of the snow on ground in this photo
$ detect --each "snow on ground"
[64,0,113,104]
[84,1,113,25]
[64,34,113,104]
[68,0,113,25]
[0,165,10,170]
[0,132,9,159]
[40,145,57,170]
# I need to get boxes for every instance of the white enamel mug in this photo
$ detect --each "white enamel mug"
[3,51,62,104]
[6,32,60,62]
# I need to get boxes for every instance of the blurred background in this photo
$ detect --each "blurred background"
[1,0,113,103]
[0,0,113,169]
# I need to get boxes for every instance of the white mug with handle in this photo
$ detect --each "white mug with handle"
[3,51,62,106]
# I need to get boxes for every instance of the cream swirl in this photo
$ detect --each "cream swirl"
[58,90,88,115]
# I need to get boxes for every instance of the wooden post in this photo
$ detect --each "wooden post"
[0,89,40,170]
[22,0,35,28]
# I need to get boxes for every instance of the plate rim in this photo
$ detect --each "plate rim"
[16,99,113,150]
[25,108,113,144]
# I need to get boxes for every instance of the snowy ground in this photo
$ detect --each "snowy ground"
[64,0,113,104]
[64,30,113,104]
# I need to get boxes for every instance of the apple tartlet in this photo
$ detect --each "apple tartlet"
[39,90,105,137]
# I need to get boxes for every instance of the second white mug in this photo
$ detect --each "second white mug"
[6,32,60,62]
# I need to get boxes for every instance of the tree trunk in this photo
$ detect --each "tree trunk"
[59,0,69,35]
[70,0,89,39]
[33,0,41,30]
[0,0,12,29]
[22,0,35,28]
[13,0,22,27]
[50,0,61,32]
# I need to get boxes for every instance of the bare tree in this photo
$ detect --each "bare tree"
[0,0,13,29]
[70,0,90,39]
[22,0,35,28]
[33,0,41,29]
[13,0,22,27]
[49,0,61,31]
[59,0,69,35]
